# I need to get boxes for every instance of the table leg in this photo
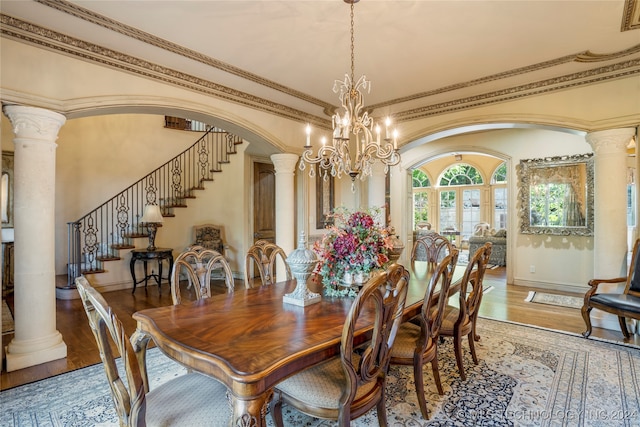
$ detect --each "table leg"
[143,260,149,289]
[157,258,163,295]
[230,391,272,427]
[130,257,138,294]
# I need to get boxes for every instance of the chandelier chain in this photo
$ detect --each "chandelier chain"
[350,2,355,85]
[299,0,401,187]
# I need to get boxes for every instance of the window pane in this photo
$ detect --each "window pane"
[413,192,429,228]
[439,190,457,230]
[461,189,481,241]
[494,187,507,229]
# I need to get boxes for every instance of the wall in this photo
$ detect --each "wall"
[1,113,248,292]
[399,127,595,292]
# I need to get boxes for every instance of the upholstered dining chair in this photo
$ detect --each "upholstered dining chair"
[245,239,291,288]
[582,237,640,339]
[439,242,492,381]
[171,245,234,305]
[389,249,459,419]
[411,231,457,273]
[76,276,231,426]
[269,264,409,427]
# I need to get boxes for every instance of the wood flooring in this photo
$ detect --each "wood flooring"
[2,267,639,390]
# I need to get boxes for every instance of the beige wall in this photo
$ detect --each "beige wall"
[2,113,249,291]
[2,36,639,295]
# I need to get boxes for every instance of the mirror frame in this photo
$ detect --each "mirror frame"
[517,152,594,236]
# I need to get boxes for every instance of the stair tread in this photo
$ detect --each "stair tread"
[96,255,121,261]
[111,244,135,249]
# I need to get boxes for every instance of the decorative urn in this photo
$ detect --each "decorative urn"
[387,226,405,262]
[283,231,322,306]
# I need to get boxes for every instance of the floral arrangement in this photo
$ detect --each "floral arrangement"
[313,207,392,297]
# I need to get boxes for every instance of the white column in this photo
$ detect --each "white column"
[367,163,387,227]
[586,128,636,277]
[271,153,299,281]
[3,105,67,371]
[586,127,636,332]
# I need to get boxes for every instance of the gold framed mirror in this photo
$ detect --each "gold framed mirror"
[517,153,594,236]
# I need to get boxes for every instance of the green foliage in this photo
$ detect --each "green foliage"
[412,169,430,188]
[440,164,483,186]
[530,183,567,226]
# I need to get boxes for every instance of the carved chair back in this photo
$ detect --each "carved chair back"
[411,232,456,271]
[171,246,234,305]
[389,249,458,419]
[76,276,148,427]
[270,264,409,426]
[457,243,492,326]
[77,276,233,426]
[440,242,491,381]
[245,239,291,288]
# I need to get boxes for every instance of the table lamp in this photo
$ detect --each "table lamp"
[140,204,163,251]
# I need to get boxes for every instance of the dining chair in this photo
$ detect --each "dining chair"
[439,242,492,381]
[411,232,456,272]
[170,245,234,305]
[582,237,640,339]
[75,276,231,426]
[245,239,291,288]
[389,249,459,419]
[269,264,410,427]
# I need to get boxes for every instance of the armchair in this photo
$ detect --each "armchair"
[582,238,640,339]
[193,224,224,254]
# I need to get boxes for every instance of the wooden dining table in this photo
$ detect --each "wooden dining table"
[131,261,453,427]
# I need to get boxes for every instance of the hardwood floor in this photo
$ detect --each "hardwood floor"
[2,266,639,391]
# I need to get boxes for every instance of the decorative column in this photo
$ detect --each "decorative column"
[368,162,387,226]
[3,105,67,371]
[271,153,299,282]
[586,127,636,332]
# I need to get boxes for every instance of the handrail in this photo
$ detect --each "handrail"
[66,126,243,287]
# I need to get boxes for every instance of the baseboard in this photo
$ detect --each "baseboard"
[511,278,585,295]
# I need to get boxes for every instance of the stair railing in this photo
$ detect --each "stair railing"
[66,127,243,287]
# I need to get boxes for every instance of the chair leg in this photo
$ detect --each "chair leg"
[269,389,284,427]
[430,356,444,396]
[413,357,430,419]
[468,332,478,365]
[453,332,466,381]
[618,316,631,339]
[581,305,593,338]
[376,385,389,427]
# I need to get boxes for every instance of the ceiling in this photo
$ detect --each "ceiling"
[1,0,639,130]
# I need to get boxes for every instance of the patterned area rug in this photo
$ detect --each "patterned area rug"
[2,318,639,426]
[525,291,584,310]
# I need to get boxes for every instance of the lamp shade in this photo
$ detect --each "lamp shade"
[140,204,164,223]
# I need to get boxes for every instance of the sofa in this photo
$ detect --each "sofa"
[468,229,506,266]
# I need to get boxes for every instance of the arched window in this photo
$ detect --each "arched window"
[491,162,507,184]
[412,169,430,188]
[439,164,483,186]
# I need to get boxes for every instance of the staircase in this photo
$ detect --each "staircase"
[65,127,243,288]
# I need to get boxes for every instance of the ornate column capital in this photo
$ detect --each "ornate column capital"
[3,105,66,143]
[270,153,299,175]
[586,128,635,155]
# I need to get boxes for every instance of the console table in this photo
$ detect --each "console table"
[129,248,173,294]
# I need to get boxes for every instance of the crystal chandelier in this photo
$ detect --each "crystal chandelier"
[299,0,400,186]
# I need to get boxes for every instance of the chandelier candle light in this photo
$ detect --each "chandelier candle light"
[299,0,400,190]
